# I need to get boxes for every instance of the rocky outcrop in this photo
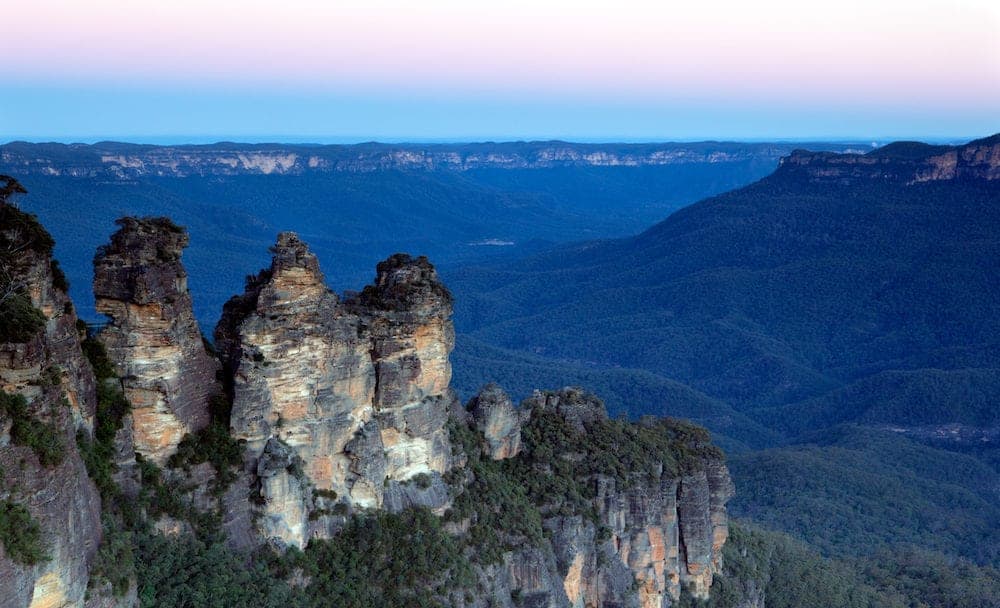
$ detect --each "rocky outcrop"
[468,384,523,459]
[0,192,103,608]
[463,386,734,607]
[778,135,1000,185]
[92,217,219,465]
[565,392,732,606]
[215,234,454,548]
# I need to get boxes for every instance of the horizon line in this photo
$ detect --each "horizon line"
[2,134,985,147]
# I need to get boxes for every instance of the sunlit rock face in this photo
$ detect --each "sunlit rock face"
[349,253,455,486]
[0,199,102,608]
[216,234,454,548]
[92,217,220,465]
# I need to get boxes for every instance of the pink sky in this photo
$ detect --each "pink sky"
[2,1,998,139]
[6,1,998,102]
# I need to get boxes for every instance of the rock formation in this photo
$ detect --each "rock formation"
[0,190,103,608]
[468,383,523,459]
[463,387,734,607]
[0,198,736,607]
[92,217,219,465]
[215,234,454,547]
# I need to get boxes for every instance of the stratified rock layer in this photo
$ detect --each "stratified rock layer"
[216,234,454,548]
[0,197,102,608]
[93,217,219,464]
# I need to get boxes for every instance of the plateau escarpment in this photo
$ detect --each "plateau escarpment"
[215,234,454,547]
[0,141,855,178]
[92,217,220,465]
[778,134,1000,184]
[3,139,866,334]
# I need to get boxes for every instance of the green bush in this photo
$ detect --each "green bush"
[78,336,133,518]
[82,335,118,380]
[0,499,47,565]
[77,430,119,508]
[0,390,65,466]
[89,514,136,596]
[445,418,545,564]
[167,421,244,493]
[134,531,297,608]
[297,508,474,607]
[0,293,46,343]
[0,189,54,258]
[166,391,243,492]
[126,508,476,608]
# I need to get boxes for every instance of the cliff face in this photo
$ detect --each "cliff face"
[458,386,733,608]
[548,457,732,607]
[92,218,219,465]
[778,135,1000,185]
[0,194,102,608]
[215,234,454,548]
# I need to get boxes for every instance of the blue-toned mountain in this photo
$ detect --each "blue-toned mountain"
[451,135,1000,432]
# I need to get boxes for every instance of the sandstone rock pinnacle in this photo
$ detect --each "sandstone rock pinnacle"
[216,235,455,548]
[93,217,220,465]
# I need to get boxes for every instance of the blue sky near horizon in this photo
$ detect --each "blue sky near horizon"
[4,85,993,145]
[2,1,998,143]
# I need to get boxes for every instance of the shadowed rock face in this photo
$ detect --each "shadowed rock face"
[216,234,455,548]
[93,217,220,465]
[0,199,102,608]
[469,383,523,460]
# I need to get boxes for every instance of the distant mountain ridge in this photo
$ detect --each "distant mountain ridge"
[1,140,861,327]
[1,140,867,178]
[778,134,1000,184]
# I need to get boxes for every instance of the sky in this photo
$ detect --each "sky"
[2,0,998,142]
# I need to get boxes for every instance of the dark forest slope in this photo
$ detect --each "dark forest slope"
[451,135,1000,434]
